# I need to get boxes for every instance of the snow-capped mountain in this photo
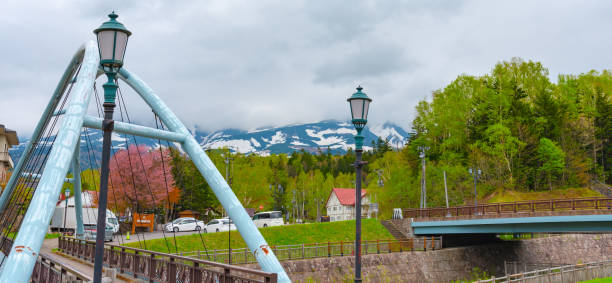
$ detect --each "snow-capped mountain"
[198,120,409,155]
[8,121,409,167]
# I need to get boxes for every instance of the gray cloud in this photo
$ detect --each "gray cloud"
[1,1,611,137]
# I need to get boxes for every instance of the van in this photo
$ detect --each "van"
[252,211,284,228]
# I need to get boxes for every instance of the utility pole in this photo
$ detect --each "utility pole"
[443,171,449,209]
[376,169,384,187]
[418,146,429,209]
[469,168,482,208]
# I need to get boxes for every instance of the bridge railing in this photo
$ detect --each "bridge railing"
[0,236,91,282]
[403,197,612,219]
[175,237,442,264]
[475,259,612,283]
[58,236,277,283]
[31,253,92,283]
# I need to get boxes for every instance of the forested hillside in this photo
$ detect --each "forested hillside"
[100,58,611,221]
[408,58,611,198]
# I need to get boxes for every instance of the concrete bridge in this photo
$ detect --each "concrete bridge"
[393,197,612,247]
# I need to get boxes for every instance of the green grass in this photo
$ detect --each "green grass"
[579,277,612,283]
[45,233,61,239]
[486,187,603,203]
[125,219,393,253]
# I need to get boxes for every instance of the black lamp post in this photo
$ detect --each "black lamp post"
[347,86,372,283]
[92,12,131,283]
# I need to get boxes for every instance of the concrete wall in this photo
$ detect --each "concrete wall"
[246,234,612,282]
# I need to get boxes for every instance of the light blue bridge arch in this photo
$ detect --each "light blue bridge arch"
[0,41,290,283]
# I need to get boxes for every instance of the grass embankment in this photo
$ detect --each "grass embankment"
[486,187,603,203]
[579,278,612,283]
[125,219,393,253]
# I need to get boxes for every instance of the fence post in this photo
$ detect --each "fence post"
[410,238,413,251]
[328,241,331,257]
[376,240,380,254]
[169,257,177,283]
[148,253,154,283]
[302,243,305,259]
[192,262,200,283]
[504,260,507,277]
[431,236,435,250]
[340,241,343,257]
[399,240,402,252]
[224,267,231,283]
[551,200,554,211]
[424,237,427,251]
[133,250,139,277]
[120,247,125,274]
[244,248,248,264]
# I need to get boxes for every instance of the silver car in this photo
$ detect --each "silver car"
[83,224,113,242]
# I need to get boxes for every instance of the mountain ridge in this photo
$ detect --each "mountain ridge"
[9,120,409,167]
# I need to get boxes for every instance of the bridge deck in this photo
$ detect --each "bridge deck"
[412,214,612,235]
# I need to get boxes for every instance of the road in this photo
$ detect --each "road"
[109,228,220,245]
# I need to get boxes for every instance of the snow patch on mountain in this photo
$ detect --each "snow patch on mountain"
[205,139,256,154]
[250,138,261,147]
[268,131,287,145]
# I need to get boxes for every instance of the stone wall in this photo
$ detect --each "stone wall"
[245,234,612,282]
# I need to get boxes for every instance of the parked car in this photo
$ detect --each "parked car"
[83,224,113,242]
[252,211,284,228]
[164,217,205,232]
[203,218,236,233]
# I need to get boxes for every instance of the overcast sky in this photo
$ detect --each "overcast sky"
[2,1,611,136]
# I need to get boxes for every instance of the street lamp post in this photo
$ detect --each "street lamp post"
[469,168,482,209]
[92,12,131,283]
[63,188,70,235]
[347,86,372,283]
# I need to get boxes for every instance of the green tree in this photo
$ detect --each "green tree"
[537,138,565,190]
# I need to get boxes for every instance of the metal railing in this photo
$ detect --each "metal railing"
[175,237,442,265]
[31,253,92,282]
[58,236,277,283]
[403,197,612,219]
[476,260,612,283]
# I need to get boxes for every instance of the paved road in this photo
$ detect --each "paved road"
[109,228,216,245]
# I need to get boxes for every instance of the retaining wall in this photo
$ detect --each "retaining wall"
[244,234,612,282]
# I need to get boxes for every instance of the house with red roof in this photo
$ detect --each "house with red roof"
[325,188,373,222]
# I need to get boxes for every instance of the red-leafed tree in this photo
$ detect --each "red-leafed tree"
[107,145,179,213]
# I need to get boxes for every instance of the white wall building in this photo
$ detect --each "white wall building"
[0,124,18,189]
[325,188,373,222]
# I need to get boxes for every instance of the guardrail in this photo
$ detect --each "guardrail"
[476,260,612,283]
[403,197,612,219]
[58,236,277,283]
[31,253,92,282]
[175,237,442,265]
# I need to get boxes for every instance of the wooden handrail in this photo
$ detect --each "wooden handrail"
[58,236,277,281]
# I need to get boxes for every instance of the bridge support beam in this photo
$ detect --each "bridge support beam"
[0,45,86,216]
[82,115,187,143]
[0,41,98,283]
[119,68,291,283]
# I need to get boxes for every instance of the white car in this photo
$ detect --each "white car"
[164,217,204,233]
[252,211,284,228]
[203,218,236,233]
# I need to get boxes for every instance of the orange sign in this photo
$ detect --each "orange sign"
[131,213,155,234]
